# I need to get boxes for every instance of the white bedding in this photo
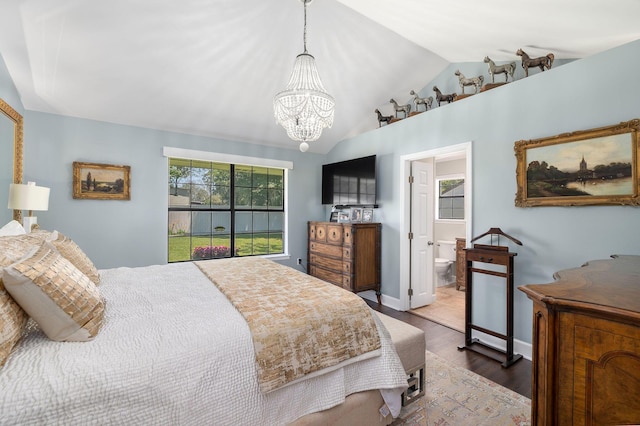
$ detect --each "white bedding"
[0,262,407,425]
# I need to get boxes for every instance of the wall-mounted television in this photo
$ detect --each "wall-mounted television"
[322,155,377,206]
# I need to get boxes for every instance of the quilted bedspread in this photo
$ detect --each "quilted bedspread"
[196,257,381,393]
[0,261,407,425]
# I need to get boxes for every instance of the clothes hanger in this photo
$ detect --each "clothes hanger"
[470,227,523,246]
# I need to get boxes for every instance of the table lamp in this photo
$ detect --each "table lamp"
[7,182,50,233]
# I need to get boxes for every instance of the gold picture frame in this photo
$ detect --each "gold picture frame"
[514,119,640,207]
[73,161,131,200]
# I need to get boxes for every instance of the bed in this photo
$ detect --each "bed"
[0,226,408,425]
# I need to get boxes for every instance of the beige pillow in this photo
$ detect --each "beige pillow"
[0,235,50,367]
[0,233,51,263]
[49,231,100,285]
[3,242,105,342]
[0,274,28,367]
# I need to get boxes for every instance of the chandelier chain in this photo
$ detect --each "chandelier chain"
[303,0,307,53]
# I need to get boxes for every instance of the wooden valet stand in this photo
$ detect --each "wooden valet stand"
[458,228,523,368]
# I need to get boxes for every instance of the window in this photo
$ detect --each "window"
[437,178,465,220]
[167,157,286,262]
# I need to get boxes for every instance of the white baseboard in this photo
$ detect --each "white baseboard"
[469,330,532,361]
[359,290,403,311]
[359,291,532,361]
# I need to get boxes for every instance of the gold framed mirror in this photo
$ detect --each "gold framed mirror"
[0,97,24,222]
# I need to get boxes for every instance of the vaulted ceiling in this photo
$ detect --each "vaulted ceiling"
[0,0,638,153]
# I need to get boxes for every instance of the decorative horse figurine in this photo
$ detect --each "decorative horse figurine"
[454,70,484,94]
[374,109,393,127]
[409,90,433,112]
[432,86,456,106]
[516,48,554,77]
[389,98,411,118]
[483,56,516,82]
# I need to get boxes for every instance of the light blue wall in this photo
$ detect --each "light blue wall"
[3,42,640,345]
[326,40,640,342]
[16,110,326,270]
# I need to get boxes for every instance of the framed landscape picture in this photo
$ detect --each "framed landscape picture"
[514,119,640,207]
[73,161,131,200]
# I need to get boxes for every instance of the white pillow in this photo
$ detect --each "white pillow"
[0,221,26,237]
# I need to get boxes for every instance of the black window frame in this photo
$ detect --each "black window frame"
[168,158,286,262]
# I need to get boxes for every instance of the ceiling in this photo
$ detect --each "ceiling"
[0,0,639,154]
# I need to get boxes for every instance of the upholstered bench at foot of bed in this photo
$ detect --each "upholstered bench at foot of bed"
[375,312,426,406]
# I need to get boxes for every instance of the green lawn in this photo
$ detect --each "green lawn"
[168,233,283,262]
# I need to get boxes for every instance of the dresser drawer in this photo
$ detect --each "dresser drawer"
[466,250,509,264]
[314,223,327,242]
[308,223,318,241]
[342,275,353,291]
[343,247,352,259]
[343,226,353,246]
[310,253,344,272]
[326,224,344,244]
[309,265,343,286]
[310,242,343,258]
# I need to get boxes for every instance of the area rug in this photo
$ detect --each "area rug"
[410,285,465,333]
[391,351,531,426]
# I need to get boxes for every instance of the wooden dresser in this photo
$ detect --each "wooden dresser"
[519,255,640,425]
[307,221,381,304]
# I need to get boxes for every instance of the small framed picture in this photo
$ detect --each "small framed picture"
[329,211,338,222]
[337,211,350,223]
[350,208,362,222]
[73,161,131,200]
[362,208,373,222]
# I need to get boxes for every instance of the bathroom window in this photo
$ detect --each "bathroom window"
[437,178,464,220]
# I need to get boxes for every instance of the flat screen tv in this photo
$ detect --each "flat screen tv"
[322,155,377,206]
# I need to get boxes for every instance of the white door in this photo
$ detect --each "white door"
[410,159,435,308]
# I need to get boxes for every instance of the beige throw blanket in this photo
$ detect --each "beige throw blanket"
[196,257,381,393]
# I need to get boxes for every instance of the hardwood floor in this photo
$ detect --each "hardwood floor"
[366,300,532,399]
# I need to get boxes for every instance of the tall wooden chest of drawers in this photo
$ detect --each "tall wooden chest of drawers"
[308,221,381,304]
[519,255,640,425]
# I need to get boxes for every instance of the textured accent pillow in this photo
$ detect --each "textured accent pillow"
[0,235,51,367]
[3,242,105,342]
[0,267,28,367]
[0,233,51,263]
[49,231,100,285]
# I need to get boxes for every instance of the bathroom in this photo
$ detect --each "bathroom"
[433,157,466,290]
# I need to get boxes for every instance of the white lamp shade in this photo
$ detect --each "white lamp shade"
[8,182,50,212]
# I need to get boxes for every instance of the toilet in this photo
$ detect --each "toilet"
[435,240,456,287]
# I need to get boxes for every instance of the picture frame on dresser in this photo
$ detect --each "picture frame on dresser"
[329,211,338,222]
[350,208,362,222]
[337,211,350,223]
[362,208,373,222]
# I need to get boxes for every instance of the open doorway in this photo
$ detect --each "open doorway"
[398,142,472,331]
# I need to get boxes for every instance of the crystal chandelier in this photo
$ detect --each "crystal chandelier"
[273,0,335,152]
